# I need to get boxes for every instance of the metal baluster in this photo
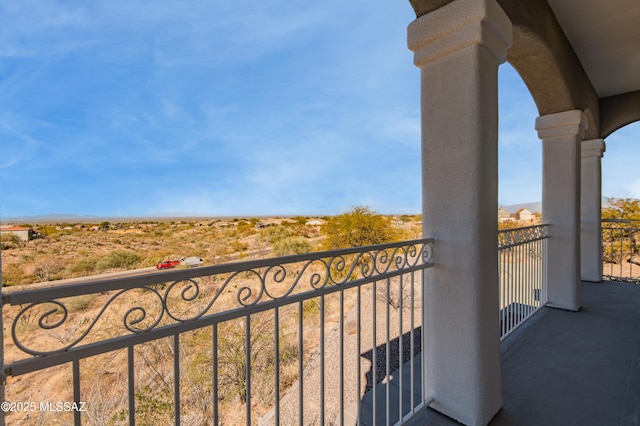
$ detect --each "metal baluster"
[128,346,135,426]
[274,307,280,425]
[245,316,251,426]
[410,271,415,412]
[174,334,180,426]
[398,273,404,422]
[386,277,391,426]
[372,279,377,426]
[320,296,325,425]
[73,359,81,425]
[357,286,362,426]
[340,290,344,426]
[298,301,304,426]
[212,324,219,426]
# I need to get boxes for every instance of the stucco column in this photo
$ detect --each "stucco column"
[536,110,588,311]
[581,139,606,282]
[407,0,511,424]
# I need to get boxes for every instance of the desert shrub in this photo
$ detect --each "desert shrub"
[1,264,27,286]
[261,225,292,244]
[272,236,313,257]
[113,385,172,425]
[230,240,249,253]
[69,258,98,274]
[235,221,254,236]
[32,257,65,282]
[292,216,308,225]
[96,250,141,270]
[216,315,297,405]
[68,294,99,312]
[322,206,402,250]
[498,220,518,231]
[302,298,321,320]
[35,225,57,236]
[1,233,24,250]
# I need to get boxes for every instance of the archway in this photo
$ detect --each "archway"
[498,62,542,221]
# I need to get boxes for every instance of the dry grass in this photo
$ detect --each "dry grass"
[1,216,423,425]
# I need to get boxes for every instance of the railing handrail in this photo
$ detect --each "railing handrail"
[3,238,432,305]
[3,239,433,377]
[498,224,548,340]
[602,218,640,224]
[601,218,639,283]
[498,224,550,250]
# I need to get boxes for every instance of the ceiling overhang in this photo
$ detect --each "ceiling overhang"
[408,0,640,138]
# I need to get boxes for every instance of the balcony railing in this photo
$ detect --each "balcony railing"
[1,239,433,425]
[602,219,640,283]
[498,224,549,340]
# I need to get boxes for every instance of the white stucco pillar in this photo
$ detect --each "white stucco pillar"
[535,110,588,311]
[407,1,511,424]
[581,139,606,282]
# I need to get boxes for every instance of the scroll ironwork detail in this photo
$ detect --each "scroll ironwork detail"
[7,239,433,358]
[498,225,549,250]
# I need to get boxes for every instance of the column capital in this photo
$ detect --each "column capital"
[581,138,606,159]
[407,0,512,67]
[535,110,588,141]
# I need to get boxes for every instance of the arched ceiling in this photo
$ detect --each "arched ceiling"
[408,0,640,138]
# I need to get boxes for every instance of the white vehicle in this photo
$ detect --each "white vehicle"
[182,256,204,267]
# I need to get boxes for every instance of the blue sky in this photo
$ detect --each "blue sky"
[0,1,637,218]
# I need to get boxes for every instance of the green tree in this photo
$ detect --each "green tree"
[602,197,640,220]
[322,206,402,250]
[602,197,640,266]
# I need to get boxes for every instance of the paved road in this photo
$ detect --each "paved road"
[4,236,325,291]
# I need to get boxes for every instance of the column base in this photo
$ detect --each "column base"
[546,302,581,312]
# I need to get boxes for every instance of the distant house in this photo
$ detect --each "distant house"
[497,208,510,222]
[0,226,34,241]
[515,208,532,222]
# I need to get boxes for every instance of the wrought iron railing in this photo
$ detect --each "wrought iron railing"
[0,239,433,425]
[498,224,549,340]
[602,219,640,283]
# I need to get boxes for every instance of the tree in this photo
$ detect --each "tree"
[322,206,402,250]
[602,198,640,266]
[602,197,640,221]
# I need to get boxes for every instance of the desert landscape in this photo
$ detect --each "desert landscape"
[1,213,423,425]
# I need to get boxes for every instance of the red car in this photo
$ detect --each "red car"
[156,260,180,270]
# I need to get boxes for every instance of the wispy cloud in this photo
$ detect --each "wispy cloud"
[2,1,634,218]
[0,1,90,58]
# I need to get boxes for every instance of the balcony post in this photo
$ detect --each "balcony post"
[536,110,588,310]
[407,0,511,424]
[581,139,606,282]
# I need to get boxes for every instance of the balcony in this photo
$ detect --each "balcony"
[1,239,434,425]
[1,221,638,425]
[408,279,640,425]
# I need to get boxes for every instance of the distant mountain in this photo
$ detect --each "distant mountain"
[500,202,542,214]
[500,197,632,215]
[2,214,99,224]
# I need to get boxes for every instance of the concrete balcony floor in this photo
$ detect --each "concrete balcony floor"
[408,280,640,425]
